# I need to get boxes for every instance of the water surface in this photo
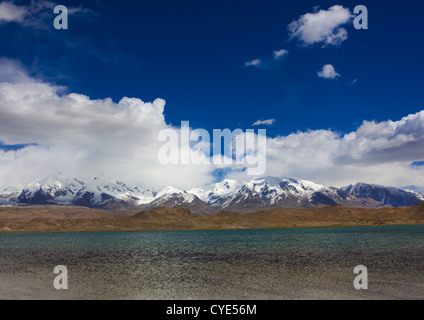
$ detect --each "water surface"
[1,226,423,299]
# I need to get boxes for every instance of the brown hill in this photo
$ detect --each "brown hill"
[129,207,192,220]
[0,202,423,234]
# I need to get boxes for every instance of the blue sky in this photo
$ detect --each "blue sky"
[1,0,422,136]
[0,0,424,189]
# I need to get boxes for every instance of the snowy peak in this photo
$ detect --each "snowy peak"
[189,177,325,208]
[207,176,332,211]
[76,177,147,200]
[148,186,208,213]
[18,173,84,205]
[17,174,154,208]
[74,177,154,208]
[246,177,324,195]
[189,179,242,204]
[152,186,197,205]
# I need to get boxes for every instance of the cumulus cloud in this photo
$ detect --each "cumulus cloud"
[318,64,341,79]
[252,119,276,126]
[288,5,352,47]
[0,59,214,189]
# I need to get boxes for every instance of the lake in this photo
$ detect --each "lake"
[1,225,423,299]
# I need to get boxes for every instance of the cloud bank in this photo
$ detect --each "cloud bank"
[0,59,423,190]
[0,59,214,189]
[230,111,424,188]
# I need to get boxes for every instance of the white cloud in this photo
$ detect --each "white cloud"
[0,0,90,27]
[318,64,341,79]
[229,111,424,188]
[273,49,289,59]
[245,58,262,67]
[288,5,352,46]
[252,119,276,126]
[0,1,26,23]
[245,49,288,70]
[0,59,215,189]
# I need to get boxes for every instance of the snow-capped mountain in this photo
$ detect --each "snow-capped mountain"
[18,173,84,205]
[73,176,155,208]
[192,177,326,210]
[192,177,384,212]
[342,183,424,207]
[146,186,209,212]
[0,186,20,206]
[17,174,154,209]
[189,179,243,205]
[8,174,424,211]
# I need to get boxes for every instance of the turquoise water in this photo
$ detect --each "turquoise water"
[1,226,424,299]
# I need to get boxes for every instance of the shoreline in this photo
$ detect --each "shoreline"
[1,223,424,236]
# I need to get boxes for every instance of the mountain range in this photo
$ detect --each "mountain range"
[1,173,423,213]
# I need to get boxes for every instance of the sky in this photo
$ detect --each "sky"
[0,0,424,190]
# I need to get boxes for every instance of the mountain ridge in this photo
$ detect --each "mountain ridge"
[5,174,424,212]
